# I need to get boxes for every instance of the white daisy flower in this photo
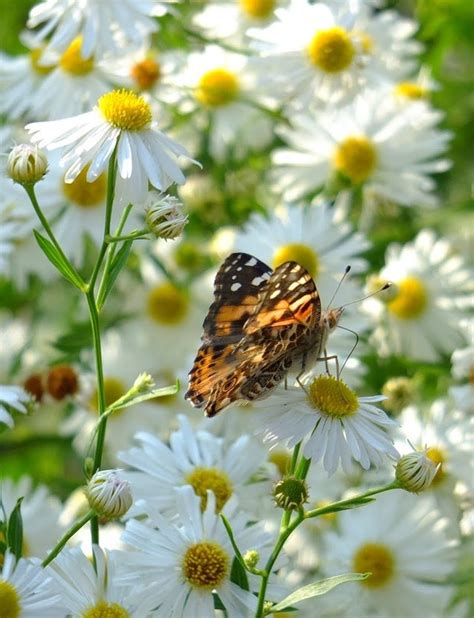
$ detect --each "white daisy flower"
[27,0,170,60]
[171,45,273,161]
[0,214,21,274]
[0,551,65,617]
[0,46,55,121]
[0,385,32,428]
[193,0,287,45]
[0,476,65,560]
[29,36,119,120]
[26,88,198,206]
[364,230,473,361]
[118,414,268,519]
[46,545,158,617]
[248,0,415,108]
[119,486,274,617]
[259,375,399,476]
[273,91,451,207]
[320,492,458,618]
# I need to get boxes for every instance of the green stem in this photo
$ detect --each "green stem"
[105,229,148,242]
[42,510,94,567]
[255,512,304,618]
[305,481,400,520]
[281,442,302,530]
[23,184,84,287]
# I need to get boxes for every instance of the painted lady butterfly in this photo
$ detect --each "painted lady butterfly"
[185,252,343,417]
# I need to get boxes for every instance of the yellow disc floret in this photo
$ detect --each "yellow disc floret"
[307,27,355,73]
[425,446,447,486]
[352,542,395,588]
[239,0,276,19]
[195,68,240,107]
[147,283,189,325]
[273,243,319,278]
[62,165,107,207]
[182,541,229,590]
[333,136,378,184]
[395,82,427,100]
[185,467,233,512]
[308,375,358,418]
[30,48,55,75]
[131,57,161,91]
[59,37,94,75]
[82,600,130,618]
[388,277,428,320]
[0,581,21,618]
[98,89,152,131]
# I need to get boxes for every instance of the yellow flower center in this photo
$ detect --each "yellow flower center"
[89,377,127,414]
[268,450,291,477]
[307,27,355,73]
[353,542,395,588]
[98,89,152,131]
[59,37,95,75]
[131,57,161,91]
[185,467,233,512]
[469,367,474,385]
[147,283,189,325]
[182,541,229,590]
[62,165,107,208]
[333,136,378,184]
[358,32,374,54]
[0,581,21,618]
[273,243,319,278]
[29,48,55,75]
[388,277,428,320]
[239,0,276,19]
[395,82,428,100]
[195,68,240,108]
[308,375,358,418]
[82,600,130,618]
[425,446,447,486]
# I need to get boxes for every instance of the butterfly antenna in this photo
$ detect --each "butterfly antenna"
[339,282,392,309]
[336,325,359,375]
[326,265,351,310]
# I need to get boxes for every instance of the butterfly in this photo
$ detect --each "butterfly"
[185,252,344,417]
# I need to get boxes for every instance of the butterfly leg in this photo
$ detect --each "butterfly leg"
[284,377,288,390]
[317,352,340,379]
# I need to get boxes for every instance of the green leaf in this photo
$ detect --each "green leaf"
[98,239,133,309]
[230,556,249,591]
[270,573,370,613]
[33,230,85,290]
[7,497,24,560]
[105,381,179,415]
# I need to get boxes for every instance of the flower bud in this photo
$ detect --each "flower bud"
[145,193,188,240]
[7,144,48,185]
[273,475,309,511]
[382,377,415,414]
[395,450,439,493]
[86,469,132,518]
[243,549,260,569]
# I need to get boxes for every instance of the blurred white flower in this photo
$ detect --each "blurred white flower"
[249,0,419,108]
[119,486,272,617]
[0,552,65,617]
[258,375,398,476]
[320,491,458,618]
[171,45,273,161]
[0,385,32,428]
[47,545,157,617]
[26,89,198,206]
[364,230,472,361]
[450,333,474,413]
[118,414,268,519]
[273,91,451,207]
[27,0,170,59]
[0,476,65,560]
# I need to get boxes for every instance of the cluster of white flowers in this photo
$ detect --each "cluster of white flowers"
[0,0,472,617]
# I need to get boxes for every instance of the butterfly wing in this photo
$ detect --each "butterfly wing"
[185,253,272,409]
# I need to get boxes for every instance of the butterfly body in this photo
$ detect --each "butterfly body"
[186,253,342,417]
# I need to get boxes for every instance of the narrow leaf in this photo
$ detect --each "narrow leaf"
[270,572,370,612]
[33,230,84,290]
[105,382,179,415]
[98,239,133,309]
[230,557,249,591]
[7,497,24,560]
